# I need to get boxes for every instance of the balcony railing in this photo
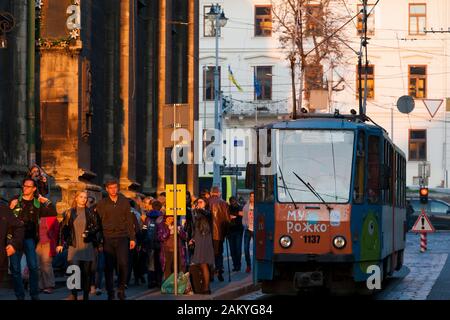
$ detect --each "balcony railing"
[223,97,290,117]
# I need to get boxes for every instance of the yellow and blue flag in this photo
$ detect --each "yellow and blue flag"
[228,65,243,92]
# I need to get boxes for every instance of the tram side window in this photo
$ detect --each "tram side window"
[256,130,274,202]
[397,155,406,208]
[354,131,366,204]
[387,144,394,205]
[395,153,398,207]
[367,135,380,204]
[402,158,407,207]
[395,152,399,207]
[382,141,393,205]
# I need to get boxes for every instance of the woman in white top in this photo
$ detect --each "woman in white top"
[241,192,254,273]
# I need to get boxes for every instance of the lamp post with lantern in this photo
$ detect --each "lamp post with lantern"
[206,3,228,193]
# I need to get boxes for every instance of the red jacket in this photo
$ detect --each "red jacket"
[39,216,59,257]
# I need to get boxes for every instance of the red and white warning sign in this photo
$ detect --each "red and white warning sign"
[411,211,435,233]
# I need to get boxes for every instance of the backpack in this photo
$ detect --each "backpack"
[144,217,160,250]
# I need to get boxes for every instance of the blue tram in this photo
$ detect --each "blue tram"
[248,113,406,294]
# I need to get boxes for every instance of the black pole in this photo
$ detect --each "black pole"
[235,165,238,197]
[226,237,231,282]
[363,0,369,116]
[358,0,368,117]
[358,53,363,116]
[290,55,297,119]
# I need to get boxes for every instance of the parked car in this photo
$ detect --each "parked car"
[407,198,450,230]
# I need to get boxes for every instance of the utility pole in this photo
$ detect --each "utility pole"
[213,8,221,192]
[290,1,299,119]
[173,103,178,295]
[290,53,297,119]
[358,53,363,115]
[297,0,305,114]
[328,66,333,113]
[391,107,394,142]
[358,0,369,116]
[203,66,207,175]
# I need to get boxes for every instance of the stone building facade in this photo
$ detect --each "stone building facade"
[0,0,198,212]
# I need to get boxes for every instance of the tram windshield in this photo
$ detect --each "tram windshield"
[276,130,355,204]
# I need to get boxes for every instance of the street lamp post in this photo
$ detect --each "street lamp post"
[207,3,227,193]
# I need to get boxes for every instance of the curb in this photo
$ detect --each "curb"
[128,288,160,300]
[212,282,261,300]
[133,280,261,300]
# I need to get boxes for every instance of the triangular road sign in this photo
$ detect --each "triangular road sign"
[423,99,443,118]
[411,211,435,233]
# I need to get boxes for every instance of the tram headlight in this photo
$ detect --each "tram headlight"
[279,235,292,249]
[333,236,346,249]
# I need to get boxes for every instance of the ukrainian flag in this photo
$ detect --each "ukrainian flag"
[228,65,243,92]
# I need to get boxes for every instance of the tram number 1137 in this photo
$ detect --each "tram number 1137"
[304,235,321,244]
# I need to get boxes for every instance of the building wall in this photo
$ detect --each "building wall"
[157,0,199,194]
[0,0,199,206]
[334,0,450,188]
[198,0,292,175]
[198,0,450,188]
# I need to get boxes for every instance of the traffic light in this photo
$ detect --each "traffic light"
[419,187,429,204]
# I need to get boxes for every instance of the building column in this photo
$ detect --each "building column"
[12,0,28,166]
[119,0,136,194]
[141,0,158,194]
[157,0,167,193]
[0,0,29,200]
[156,0,198,194]
[102,1,118,181]
[187,0,199,195]
[38,0,100,215]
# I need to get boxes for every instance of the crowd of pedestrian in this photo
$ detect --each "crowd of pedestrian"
[0,164,255,300]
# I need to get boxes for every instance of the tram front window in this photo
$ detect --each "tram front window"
[276,130,355,203]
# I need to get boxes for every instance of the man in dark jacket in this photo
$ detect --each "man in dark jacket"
[95,180,136,300]
[0,205,24,287]
[228,196,243,272]
[9,178,57,300]
[208,186,230,281]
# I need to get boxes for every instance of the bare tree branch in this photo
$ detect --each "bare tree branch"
[272,0,348,111]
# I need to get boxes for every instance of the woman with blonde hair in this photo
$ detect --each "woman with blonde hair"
[57,191,102,300]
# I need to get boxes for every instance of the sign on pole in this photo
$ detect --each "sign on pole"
[166,184,187,216]
[411,210,435,233]
[397,95,415,114]
[418,162,430,178]
[423,99,443,118]
[418,161,430,186]
[220,166,243,176]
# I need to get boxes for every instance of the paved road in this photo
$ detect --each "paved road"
[11,232,450,301]
[240,231,450,300]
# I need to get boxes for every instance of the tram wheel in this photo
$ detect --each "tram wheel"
[395,250,404,271]
[383,255,394,278]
